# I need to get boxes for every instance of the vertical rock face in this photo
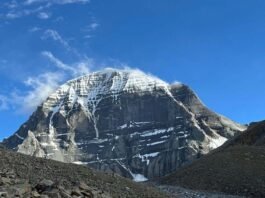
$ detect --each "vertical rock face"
[2,68,246,180]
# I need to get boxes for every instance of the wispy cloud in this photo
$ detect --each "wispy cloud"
[41,51,91,76]
[82,22,100,32]
[4,0,19,9]
[41,29,84,57]
[53,16,64,22]
[0,95,8,111]
[5,3,50,19]
[1,0,95,114]
[28,26,41,32]
[82,22,100,39]
[37,11,51,19]
[4,0,90,20]
[41,29,70,50]
[24,0,90,5]
[8,51,91,113]
[6,12,21,19]
[0,0,99,114]
[89,22,99,31]
[11,72,64,113]
[84,35,92,39]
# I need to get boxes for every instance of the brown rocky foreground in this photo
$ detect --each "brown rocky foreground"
[0,148,169,198]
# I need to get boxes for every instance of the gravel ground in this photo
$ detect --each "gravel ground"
[158,185,244,198]
[0,148,169,198]
[160,146,265,197]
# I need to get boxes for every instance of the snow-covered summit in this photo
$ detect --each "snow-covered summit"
[42,68,181,111]
[65,68,173,93]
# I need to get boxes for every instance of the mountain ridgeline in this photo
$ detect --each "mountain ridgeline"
[160,120,265,197]
[2,69,246,180]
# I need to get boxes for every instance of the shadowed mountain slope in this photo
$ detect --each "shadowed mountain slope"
[161,120,265,197]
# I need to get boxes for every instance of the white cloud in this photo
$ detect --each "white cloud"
[59,0,90,4]
[6,12,21,19]
[84,35,92,39]
[89,22,99,30]
[24,0,90,5]
[5,3,50,19]
[41,51,73,72]
[8,51,91,114]
[0,50,92,114]
[29,26,41,32]
[41,29,82,56]
[72,58,92,75]
[2,0,96,114]
[41,51,91,76]
[0,95,8,110]
[37,12,51,19]
[82,22,99,39]
[53,16,64,22]
[41,29,70,50]
[14,72,64,113]
[4,0,19,9]
[4,0,89,19]
[82,22,100,32]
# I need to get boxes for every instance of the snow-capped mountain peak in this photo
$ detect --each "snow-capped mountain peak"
[3,68,246,180]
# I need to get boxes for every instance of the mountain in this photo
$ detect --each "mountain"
[160,120,265,197]
[2,68,246,180]
[227,120,265,146]
[0,147,168,198]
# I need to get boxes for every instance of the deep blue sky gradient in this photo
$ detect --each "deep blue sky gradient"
[0,0,265,140]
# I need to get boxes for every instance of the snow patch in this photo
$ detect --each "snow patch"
[135,152,160,165]
[118,122,151,129]
[141,129,167,137]
[147,140,166,146]
[15,133,24,140]
[131,174,148,182]
[208,135,228,149]
[73,161,88,165]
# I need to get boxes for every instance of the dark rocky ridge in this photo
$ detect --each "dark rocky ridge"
[2,69,245,180]
[160,120,265,197]
[227,120,265,146]
[0,147,168,198]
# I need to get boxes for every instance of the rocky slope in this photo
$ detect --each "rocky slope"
[2,68,245,180]
[0,147,168,198]
[160,120,265,197]
[227,120,265,146]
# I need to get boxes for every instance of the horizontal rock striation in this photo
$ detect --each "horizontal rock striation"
[2,68,246,179]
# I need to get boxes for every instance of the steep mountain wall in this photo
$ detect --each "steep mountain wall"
[2,69,246,179]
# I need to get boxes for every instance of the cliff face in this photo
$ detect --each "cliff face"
[2,69,246,180]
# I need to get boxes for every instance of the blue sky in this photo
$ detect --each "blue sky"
[0,0,265,140]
